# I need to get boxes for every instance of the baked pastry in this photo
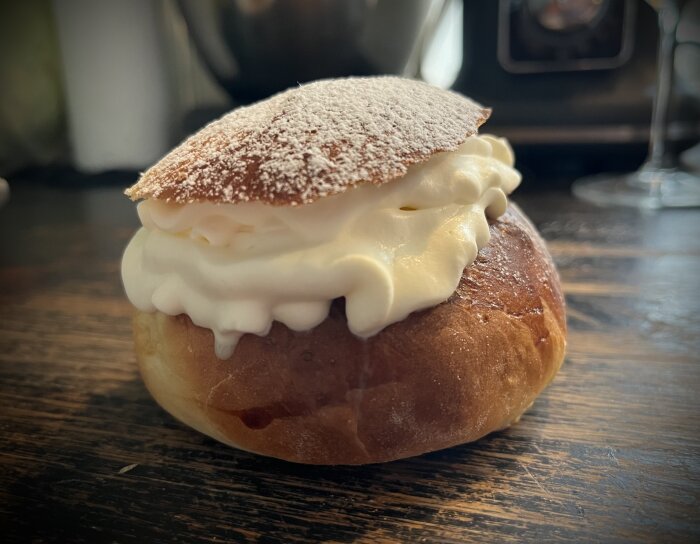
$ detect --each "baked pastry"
[122,77,566,465]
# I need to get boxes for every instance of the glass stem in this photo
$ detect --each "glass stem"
[646,1,679,170]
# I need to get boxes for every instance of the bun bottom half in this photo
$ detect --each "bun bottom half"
[132,204,566,465]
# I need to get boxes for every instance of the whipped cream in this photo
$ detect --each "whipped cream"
[122,135,521,359]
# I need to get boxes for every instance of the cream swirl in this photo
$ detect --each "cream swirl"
[121,135,521,359]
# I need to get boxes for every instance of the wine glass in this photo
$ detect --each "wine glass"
[572,0,700,209]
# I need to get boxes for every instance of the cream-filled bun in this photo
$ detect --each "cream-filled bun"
[122,77,566,465]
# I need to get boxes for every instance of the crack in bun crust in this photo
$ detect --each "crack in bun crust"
[132,205,566,465]
[125,77,490,206]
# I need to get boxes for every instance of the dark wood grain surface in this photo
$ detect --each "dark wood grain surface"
[1,182,698,543]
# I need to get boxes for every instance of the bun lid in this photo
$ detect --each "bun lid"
[125,77,490,206]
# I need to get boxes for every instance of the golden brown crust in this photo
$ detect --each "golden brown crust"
[133,205,566,464]
[125,77,490,206]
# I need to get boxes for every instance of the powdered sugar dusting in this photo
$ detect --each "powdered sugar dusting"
[125,77,490,206]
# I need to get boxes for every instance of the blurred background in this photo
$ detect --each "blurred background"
[0,0,699,190]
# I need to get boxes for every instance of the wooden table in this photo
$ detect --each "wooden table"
[1,182,698,543]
